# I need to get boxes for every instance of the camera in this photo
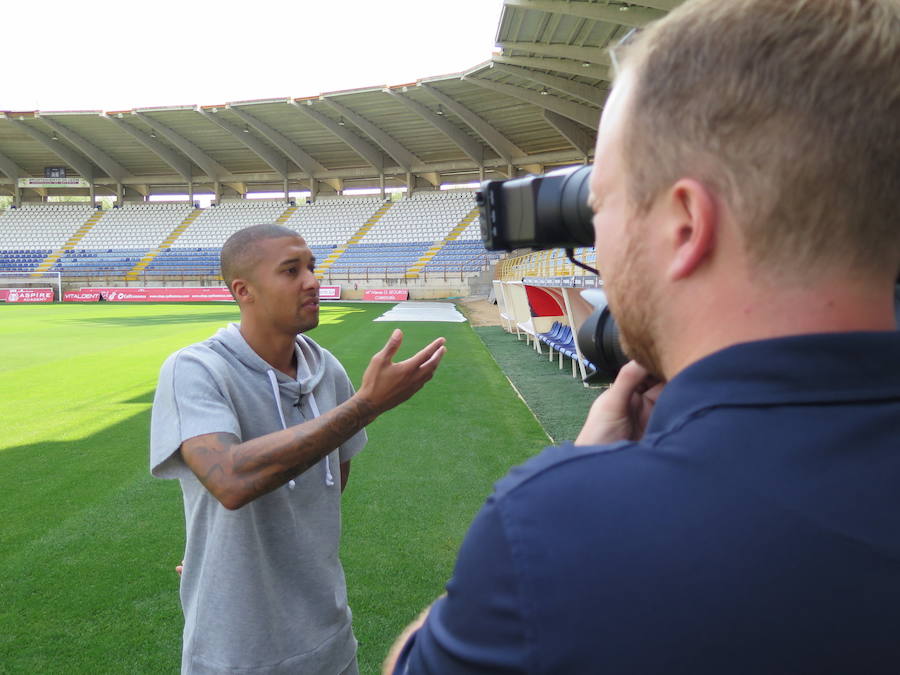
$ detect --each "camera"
[476,166,629,381]
[476,165,594,251]
[477,167,900,383]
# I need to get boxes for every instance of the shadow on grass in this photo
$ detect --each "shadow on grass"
[124,390,156,404]
[473,326,602,443]
[71,310,241,326]
[0,396,185,673]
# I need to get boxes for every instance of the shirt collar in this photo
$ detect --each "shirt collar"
[647,331,900,435]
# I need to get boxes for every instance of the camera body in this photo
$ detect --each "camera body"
[476,166,595,252]
[477,166,629,380]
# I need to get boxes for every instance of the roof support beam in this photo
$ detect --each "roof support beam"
[542,110,594,158]
[197,109,288,179]
[225,182,247,197]
[323,178,343,193]
[493,55,610,82]
[5,118,96,180]
[75,148,589,188]
[39,116,132,183]
[385,90,485,164]
[419,83,526,163]
[502,0,665,29]
[321,98,419,172]
[227,106,327,177]
[105,115,193,182]
[0,149,24,180]
[464,75,600,129]
[498,40,612,67]
[492,63,606,105]
[629,0,682,11]
[134,112,228,181]
[291,102,384,171]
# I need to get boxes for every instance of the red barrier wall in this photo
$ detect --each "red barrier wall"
[363,289,409,301]
[0,288,54,303]
[63,291,102,302]
[69,286,344,303]
[319,286,342,300]
[83,287,234,302]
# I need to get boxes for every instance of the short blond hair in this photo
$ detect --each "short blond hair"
[615,0,900,281]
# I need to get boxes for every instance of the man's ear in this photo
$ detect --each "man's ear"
[665,178,717,281]
[232,278,252,305]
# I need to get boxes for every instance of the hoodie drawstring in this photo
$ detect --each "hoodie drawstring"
[266,369,335,489]
[305,393,335,486]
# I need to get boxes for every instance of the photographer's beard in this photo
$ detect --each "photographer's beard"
[604,224,666,379]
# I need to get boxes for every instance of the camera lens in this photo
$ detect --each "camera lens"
[577,290,630,380]
[558,166,595,248]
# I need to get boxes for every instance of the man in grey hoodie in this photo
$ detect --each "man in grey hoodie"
[151,224,446,674]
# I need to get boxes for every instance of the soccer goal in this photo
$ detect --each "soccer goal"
[0,271,62,302]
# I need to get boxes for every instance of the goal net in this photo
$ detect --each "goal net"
[0,271,62,303]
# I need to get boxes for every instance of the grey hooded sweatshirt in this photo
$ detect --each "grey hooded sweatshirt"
[151,323,367,674]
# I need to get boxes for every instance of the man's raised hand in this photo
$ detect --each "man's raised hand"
[357,329,446,416]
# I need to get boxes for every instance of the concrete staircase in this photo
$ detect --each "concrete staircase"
[404,207,479,279]
[315,201,394,279]
[31,210,105,277]
[276,204,299,225]
[124,208,201,281]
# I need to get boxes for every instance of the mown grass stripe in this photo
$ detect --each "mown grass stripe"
[1,304,556,674]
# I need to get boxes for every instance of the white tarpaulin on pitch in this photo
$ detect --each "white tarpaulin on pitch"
[373,301,467,323]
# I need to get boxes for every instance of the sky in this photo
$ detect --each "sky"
[4,0,505,112]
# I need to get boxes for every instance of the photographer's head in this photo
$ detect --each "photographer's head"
[591,0,900,379]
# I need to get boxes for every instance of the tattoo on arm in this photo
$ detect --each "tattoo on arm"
[181,396,377,509]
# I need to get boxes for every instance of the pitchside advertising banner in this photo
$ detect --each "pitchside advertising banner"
[62,290,102,302]
[319,286,341,300]
[363,289,409,301]
[62,286,344,302]
[86,287,235,302]
[0,288,54,303]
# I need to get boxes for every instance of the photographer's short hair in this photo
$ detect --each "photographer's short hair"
[614,0,900,281]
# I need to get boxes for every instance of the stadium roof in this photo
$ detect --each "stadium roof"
[0,0,681,200]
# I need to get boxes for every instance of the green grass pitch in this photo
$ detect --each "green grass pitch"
[0,302,555,674]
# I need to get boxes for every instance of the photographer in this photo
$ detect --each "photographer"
[386,0,900,672]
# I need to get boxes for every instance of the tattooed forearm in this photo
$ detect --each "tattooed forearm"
[182,394,379,509]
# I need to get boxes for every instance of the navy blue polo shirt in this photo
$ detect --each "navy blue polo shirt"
[396,332,900,674]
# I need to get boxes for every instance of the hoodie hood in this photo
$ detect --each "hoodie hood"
[210,323,326,394]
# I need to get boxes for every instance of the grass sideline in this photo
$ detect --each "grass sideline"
[0,303,549,674]
[473,326,601,444]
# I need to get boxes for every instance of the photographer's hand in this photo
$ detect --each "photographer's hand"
[575,361,664,445]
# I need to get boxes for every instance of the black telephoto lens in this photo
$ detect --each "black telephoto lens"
[577,290,630,382]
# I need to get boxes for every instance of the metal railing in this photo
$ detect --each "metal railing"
[498,248,596,281]
[34,256,499,287]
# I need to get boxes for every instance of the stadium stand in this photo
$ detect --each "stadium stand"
[324,191,502,276]
[57,202,196,277]
[143,199,292,277]
[360,191,474,243]
[0,203,98,275]
[423,218,500,274]
[0,193,498,282]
